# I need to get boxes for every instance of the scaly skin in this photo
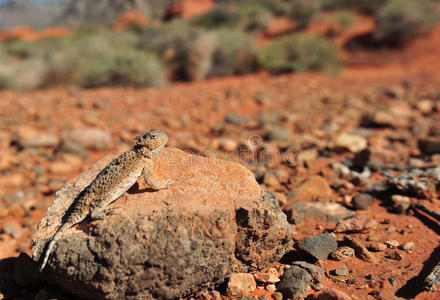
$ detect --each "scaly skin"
[39,129,173,271]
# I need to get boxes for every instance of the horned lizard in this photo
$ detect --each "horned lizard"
[39,129,173,270]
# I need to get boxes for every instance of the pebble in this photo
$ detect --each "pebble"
[330,246,355,261]
[368,242,387,252]
[334,264,349,277]
[344,236,377,263]
[401,242,415,250]
[386,251,403,261]
[57,138,89,159]
[224,113,247,125]
[66,128,111,150]
[227,273,256,298]
[291,176,333,202]
[297,232,338,260]
[307,288,352,300]
[291,261,325,290]
[286,202,356,224]
[391,195,411,214]
[385,240,400,249]
[351,193,374,210]
[2,221,24,239]
[388,277,398,286]
[218,138,237,152]
[254,268,280,284]
[265,284,276,292]
[276,266,311,299]
[418,137,440,155]
[264,127,290,141]
[334,217,377,233]
[333,132,368,153]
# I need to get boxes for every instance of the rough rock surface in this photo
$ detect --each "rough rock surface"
[31,147,293,300]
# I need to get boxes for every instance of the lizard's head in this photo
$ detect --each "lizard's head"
[135,129,168,153]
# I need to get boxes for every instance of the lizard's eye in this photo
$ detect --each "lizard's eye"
[150,133,157,139]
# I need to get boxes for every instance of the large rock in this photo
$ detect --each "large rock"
[32,147,293,300]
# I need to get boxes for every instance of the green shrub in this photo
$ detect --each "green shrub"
[258,34,341,74]
[236,4,273,32]
[321,0,387,14]
[336,11,355,29]
[138,20,203,78]
[290,0,320,29]
[74,49,166,88]
[374,0,439,46]
[190,6,238,29]
[208,29,259,77]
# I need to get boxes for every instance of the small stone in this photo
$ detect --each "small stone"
[296,148,318,165]
[368,242,387,252]
[49,162,74,174]
[332,133,367,153]
[227,273,256,298]
[418,137,440,155]
[351,193,374,210]
[264,127,290,141]
[334,217,377,233]
[266,284,276,291]
[385,251,403,261]
[290,176,333,202]
[66,128,112,150]
[401,242,415,250]
[388,277,398,286]
[2,221,24,239]
[367,235,377,242]
[291,261,325,290]
[333,265,349,276]
[57,138,89,159]
[276,266,312,299]
[383,218,391,224]
[417,99,434,114]
[391,195,411,214]
[272,292,283,300]
[385,240,399,249]
[307,288,352,300]
[330,246,355,261]
[254,268,280,284]
[218,138,237,152]
[344,236,377,263]
[297,232,338,260]
[225,113,247,125]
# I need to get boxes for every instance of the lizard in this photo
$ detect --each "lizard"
[39,129,173,271]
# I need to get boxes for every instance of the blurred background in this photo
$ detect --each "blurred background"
[0,0,438,89]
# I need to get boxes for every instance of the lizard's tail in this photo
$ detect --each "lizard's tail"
[39,223,69,271]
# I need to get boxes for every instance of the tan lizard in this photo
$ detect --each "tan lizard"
[39,129,173,271]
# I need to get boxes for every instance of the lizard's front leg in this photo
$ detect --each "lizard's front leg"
[143,160,173,190]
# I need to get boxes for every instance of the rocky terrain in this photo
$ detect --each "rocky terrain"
[0,1,440,300]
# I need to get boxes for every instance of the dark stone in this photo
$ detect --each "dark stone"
[264,127,290,142]
[418,137,440,155]
[225,113,247,125]
[277,266,312,299]
[297,233,338,260]
[352,193,374,210]
[291,261,325,290]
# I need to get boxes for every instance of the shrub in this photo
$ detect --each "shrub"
[236,4,273,32]
[258,34,341,74]
[336,11,355,30]
[289,0,320,29]
[138,20,204,78]
[374,0,439,46]
[208,29,259,77]
[74,49,166,88]
[190,6,238,29]
[321,0,387,14]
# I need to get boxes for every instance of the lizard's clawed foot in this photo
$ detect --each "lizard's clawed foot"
[91,206,121,220]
